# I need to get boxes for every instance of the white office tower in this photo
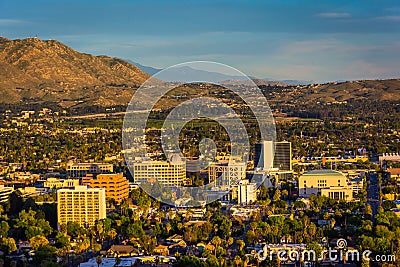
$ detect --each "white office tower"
[254,141,274,171]
[237,180,257,204]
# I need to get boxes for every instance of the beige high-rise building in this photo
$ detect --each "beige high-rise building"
[132,155,187,186]
[57,186,106,228]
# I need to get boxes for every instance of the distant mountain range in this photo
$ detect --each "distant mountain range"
[128,59,313,85]
[127,60,161,76]
[0,36,399,109]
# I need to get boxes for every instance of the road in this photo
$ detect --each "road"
[367,172,380,215]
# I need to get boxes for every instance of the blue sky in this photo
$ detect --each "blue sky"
[1,0,399,82]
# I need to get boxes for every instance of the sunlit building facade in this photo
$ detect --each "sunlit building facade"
[84,173,129,203]
[132,155,187,186]
[57,186,106,228]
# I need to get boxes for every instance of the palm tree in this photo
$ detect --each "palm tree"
[243,256,249,267]
[233,255,242,267]
[96,256,102,267]
[211,236,222,257]
[114,257,121,267]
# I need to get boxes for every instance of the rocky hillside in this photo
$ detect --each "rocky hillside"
[0,36,399,110]
[0,36,149,107]
[301,79,400,102]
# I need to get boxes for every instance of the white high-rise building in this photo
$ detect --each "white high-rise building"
[254,141,274,170]
[254,141,292,171]
[238,180,257,204]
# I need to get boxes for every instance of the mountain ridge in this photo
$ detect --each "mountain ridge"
[0,36,149,107]
[0,37,399,109]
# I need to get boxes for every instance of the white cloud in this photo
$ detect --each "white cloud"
[0,19,26,25]
[316,13,351,18]
[374,16,400,21]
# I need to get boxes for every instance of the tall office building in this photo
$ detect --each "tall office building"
[57,186,106,228]
[237,180,257,204]
[208,161,246,189]
[274,141,292,171]
[254,141,274,170]
[254,141,292,171]
[83,173,129,203]
[132,154,187,186]
[67,162,113,178]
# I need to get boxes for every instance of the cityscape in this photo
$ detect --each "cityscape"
[1,1,400,267]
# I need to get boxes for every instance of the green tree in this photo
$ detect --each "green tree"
[67,221,85,238]
[273,189,281,202]
[0,237,17,253]
[0,221,9,238]
[29,235,49,250]
[126,221,144,239]
[139,235,156,255]
[55,231,70,250]
[173,255,206,267]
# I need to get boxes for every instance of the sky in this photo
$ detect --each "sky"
[0,0,399,83]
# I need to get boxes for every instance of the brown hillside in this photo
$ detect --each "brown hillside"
[0,36,149,107]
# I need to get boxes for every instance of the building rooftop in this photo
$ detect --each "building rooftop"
[302,169,344,176]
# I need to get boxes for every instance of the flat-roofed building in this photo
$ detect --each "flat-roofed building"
[208,161,246,189]
[132,155,187,186]
[0,185,13,203]
[44,178,80,189]
[237,180,257,205]
[321,186,353,201]
[254,141,274,170]
[379,153,400,164]
[298,170,350,199]
[254,141,292,171]
[67,162,113,178]
[57,186,106,228]
[274,141,292,171]
[84,173,129,203]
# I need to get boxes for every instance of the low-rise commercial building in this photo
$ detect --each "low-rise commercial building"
[67,162,113,178]
[298,170,354,201]
[44,178,80,189]
[132,155,187,186]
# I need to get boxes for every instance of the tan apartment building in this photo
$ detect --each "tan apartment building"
[57,186,106,228]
